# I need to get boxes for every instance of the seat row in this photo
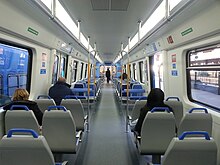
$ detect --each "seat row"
[132,98,215,164]
[4,104,83,154]
[0,128,68,165]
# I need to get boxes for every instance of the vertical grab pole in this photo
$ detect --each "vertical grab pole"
[121,50,129,133]
[87,50,97,132]
[87,50,90,132]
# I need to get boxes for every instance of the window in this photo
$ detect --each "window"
[80,62,84,80]
[187,44,220,111]
[140,0,166,39]
[40,0,53,11]
[52,55,59,84]
[55,0,79,39]
[133,63,136,80]
[60,57,66,77]
[130,33,138,50]
[150,53,164,90]
[0,43,32,98]
[168,0,183,11]
[84,64,88,78]
[139,61,145,83]
[72,61,78,82]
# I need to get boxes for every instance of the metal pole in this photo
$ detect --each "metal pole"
[87,50,97,132]
[121,50,129,133]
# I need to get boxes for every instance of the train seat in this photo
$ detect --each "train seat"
[164,96,183,129]
[42,106,79,153]
[178,108,212,137]
[0,128,68,165]
[61,98,87,131]
[128,100,146,131]
[5,105,40,134]
[162,131,217,165]
[35,95,56,113]
[135,107,175,164]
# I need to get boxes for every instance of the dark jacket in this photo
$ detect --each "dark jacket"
[3,100,43,125]
[106,69,110,78]
[48,81,73,105]
[134,88,172,135]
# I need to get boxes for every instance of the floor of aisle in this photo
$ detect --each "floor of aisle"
[63,82,149,165]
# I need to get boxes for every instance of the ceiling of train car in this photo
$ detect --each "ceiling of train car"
[60,0,161,62]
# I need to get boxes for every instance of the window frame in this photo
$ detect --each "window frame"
[186,43,220,111]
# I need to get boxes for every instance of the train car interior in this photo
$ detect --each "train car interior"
[0,0,220,164]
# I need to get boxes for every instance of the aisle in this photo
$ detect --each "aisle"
[74,82,143,165]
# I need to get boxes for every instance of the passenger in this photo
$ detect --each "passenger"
[48,77,73,105]
[3,88,43,125]
[106,68,111,83]
[134,88,172,135]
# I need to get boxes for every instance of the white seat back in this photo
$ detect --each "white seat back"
[5,106,40,134]
[130,100,146,122]
[162,131,217,165]
[42,106,77,153]
[140,108,175,154]
[0,129,55,165]
[35,99,56,113]
[178,108,212,137]
[61,99,85,131]
[164,97,183,129]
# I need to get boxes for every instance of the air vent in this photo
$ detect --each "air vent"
[111,0,130,11]
[91,0,109,10]
[91,0,130,11]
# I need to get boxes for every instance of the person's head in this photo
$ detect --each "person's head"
[12,88,29,101]
[147,88,164,105]
[57,77,66,83]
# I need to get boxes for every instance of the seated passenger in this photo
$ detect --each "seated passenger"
[48,77,73,105]
[3,88,43,125]
[134,88,172,135]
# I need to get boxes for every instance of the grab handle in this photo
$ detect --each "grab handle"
[188,108,208,113]
[179,131,210,140]
[10,105,29,111]
[48,105,67,111]
[165,96,180,101]
[7,128,38,138]
[151,107,171,113]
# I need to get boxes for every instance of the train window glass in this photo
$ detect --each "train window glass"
[60,57,66,77]
[84,64,88,78]
[139,61,145,83]
[168,0,182,11]
[145,59,149,82]
[52,55,59,84]
[130,33,138,49]
[80,63,84,80]
[80,33,89,49]
[0,43,32,97]
[40,0,52,11]
[55,0,78,39]
[0,75,2,94]
[133,63,136,80]
[152,53,164,90]
[140,0,166,39]
[90,64,93,78]
[72,61,78,82]
[187,45,220,110]
[123,64,127,74]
